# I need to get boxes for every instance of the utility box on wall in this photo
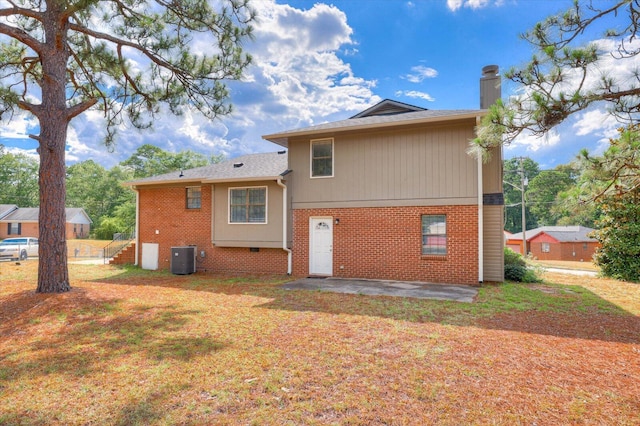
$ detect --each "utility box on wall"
[171,246,196,275]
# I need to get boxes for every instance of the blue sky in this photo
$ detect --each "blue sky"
[0,0,632,170]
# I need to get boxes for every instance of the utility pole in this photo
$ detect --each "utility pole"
[519,157,527,256]
[504,157,528,256]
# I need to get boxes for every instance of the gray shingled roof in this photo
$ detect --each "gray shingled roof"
[125,151,289,186]
[509,226,597,242]
[263,109,482,146]
[0,207,92,223]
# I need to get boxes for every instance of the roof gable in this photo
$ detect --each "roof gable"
[350,99,427,118]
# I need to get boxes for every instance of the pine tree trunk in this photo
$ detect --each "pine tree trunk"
[36,7,71,293]
[36,119,70,293]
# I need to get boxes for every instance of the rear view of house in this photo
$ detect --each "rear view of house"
[263,66,504,285]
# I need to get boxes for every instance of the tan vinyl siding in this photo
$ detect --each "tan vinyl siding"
[483,205,504,282]
[482,146,503,194]
[288,121,479,208]
[212,180,284,248]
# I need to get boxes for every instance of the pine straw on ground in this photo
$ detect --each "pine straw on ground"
[0,262,639,425]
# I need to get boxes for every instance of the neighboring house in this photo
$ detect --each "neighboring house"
[0,207,93,240]
[261,66,504,285]
[123,152,291,273]
[505,226,599,262]
[128,66,504,284]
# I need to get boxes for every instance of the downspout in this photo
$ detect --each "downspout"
[476,117,484,284]
[277,174,292,275]
[133,186,140,266]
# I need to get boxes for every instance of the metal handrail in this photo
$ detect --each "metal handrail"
[103,227,136,264]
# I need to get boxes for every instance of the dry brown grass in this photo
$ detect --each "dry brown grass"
[532,259,600,272]
[1,261,639,425]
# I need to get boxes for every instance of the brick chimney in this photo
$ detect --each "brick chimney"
[480,65,501,109]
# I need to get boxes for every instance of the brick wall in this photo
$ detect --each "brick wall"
[292,205,479,285]
[529,241,599,262]
[0,222,86,240]
[136,185,288,274]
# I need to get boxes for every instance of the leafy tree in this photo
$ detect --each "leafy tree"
[120,144,219,179]
[0,145,39,206]
[526,168,576,226]
[473,0,640,187]
[592,188,640,282]
[0,0,255,292]
[584,124,640,281]
[503,157,540,233]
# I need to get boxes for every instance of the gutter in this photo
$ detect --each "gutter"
[476,117,484,284]
[276,172,292,275]
[132,186,140,266]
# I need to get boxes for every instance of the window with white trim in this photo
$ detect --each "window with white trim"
[422,215,446,255]
[229,187,267,223]
[541,242,550,253]
[311,138,333,178]
[186,187,201,209]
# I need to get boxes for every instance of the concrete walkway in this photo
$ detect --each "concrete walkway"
[282,277,478,302]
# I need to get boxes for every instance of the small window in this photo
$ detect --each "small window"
[583,243,588,250]
[422,215,446,255]
[8,223,20,235]
[541,242,550,253]
[229,187,267,223]
[311,138,333,178]
[186,187,201,209]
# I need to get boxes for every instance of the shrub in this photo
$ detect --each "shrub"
[504,247,540,282]
[504,263,526,281]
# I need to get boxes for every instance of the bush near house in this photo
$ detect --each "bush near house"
[504,247,540,282]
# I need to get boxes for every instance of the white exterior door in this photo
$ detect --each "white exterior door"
[309,217,333,276]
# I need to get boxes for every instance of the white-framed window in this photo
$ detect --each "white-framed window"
[310,138,334,178]
[422,215,446,255]
[541,242,550,253]
[229,186,267,223]
[186,187,201,209]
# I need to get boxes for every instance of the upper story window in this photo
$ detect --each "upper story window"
[422,215,446,255]
[186,187,201,209]
[229,186,267,223]
[311,138,334,178]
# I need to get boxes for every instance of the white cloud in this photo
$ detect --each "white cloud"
[36,0,380,167]
[396,90,435,102]
[447,0,497,11]
[508,129,561,153]
[447,0,464,11]
[0,112,38,140]
[403,65,438,83]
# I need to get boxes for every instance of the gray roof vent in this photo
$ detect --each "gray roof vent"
[277,150,286,154]
[233,162,244,168]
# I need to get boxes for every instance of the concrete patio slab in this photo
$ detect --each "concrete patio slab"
[282,277,478,302]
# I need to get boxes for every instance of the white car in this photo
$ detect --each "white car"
[0,237,39,261]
